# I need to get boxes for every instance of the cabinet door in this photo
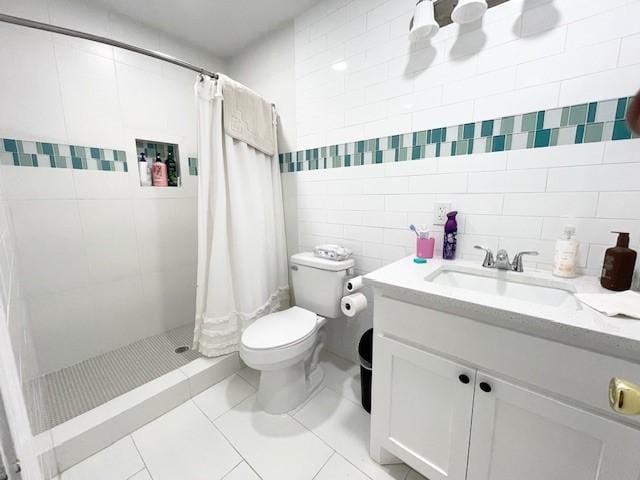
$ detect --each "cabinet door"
[467,374,640,480]
[372,335,475,480]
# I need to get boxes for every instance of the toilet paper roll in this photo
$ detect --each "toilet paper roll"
[341,292,368,318]
[345,276,363,293]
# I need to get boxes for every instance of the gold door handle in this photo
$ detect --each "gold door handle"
[609,378,640,415]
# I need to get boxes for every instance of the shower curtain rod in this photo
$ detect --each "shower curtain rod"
[0,13,219,79]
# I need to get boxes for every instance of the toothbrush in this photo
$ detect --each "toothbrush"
[409,224,419,237]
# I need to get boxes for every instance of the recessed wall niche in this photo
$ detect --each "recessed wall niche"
[135,139,182,187]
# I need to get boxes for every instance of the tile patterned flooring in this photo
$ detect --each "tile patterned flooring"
[57,351,426,480]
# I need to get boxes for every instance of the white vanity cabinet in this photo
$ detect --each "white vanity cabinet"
[467,374,640,480]
[370,295,640,480]
[373,336,475,480]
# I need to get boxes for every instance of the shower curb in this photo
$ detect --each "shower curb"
[34,352,241,476]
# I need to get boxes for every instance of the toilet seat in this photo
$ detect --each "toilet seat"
[240,307,322,370]
[241,306,319,350]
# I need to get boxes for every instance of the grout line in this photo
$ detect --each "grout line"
[125,467,147,480]
[338,452,380,480]
[219,458,245,480]
[288,400,337,465]
[192,378,255,423]
[311,452,336,480]
[207,413,260,480]
[188,388,259,478]
[542,167,550,193]
[129,435,153,480]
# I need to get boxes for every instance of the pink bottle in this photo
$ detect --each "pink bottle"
[151,153,168,187]
[417,233,435,259]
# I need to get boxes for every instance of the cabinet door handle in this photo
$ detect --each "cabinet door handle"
[458,374,470,384]
[609,377,640,415]
[479,382,492,393]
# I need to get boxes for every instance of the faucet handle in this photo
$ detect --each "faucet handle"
[474,245,495,268]
[512,251,539,272]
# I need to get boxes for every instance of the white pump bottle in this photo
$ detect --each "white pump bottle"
[553,225,579,278]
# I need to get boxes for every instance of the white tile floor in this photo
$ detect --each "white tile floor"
[58,351,426,480]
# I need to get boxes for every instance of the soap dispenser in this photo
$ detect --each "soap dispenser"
[553,225,578,278]
[601,232,637,291]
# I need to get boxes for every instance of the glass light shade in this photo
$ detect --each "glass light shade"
[451,0,488,24]
[409,0,439,41]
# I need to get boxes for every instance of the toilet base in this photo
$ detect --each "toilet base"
[245,322,327,414]
[257,363,324,414]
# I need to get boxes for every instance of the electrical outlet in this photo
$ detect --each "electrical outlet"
[433,202,451,225]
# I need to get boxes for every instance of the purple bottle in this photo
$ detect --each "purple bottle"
[443,211,458,260]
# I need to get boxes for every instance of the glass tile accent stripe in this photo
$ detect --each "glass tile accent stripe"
[278,96,639,173]
[188,157,198,176]
[0,139,127,172]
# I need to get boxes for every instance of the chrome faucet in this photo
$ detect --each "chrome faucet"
[473,245,539,272]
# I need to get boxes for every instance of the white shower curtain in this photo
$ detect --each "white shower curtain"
[193,76,290,356]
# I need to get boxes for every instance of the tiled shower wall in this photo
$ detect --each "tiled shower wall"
[0,0,225,378]
[257,0,640,362]
[0,186,51,478]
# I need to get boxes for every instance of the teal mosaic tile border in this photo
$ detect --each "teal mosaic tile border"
[0,139,127,172]
[279,96,639,172]
[188,157,198,176]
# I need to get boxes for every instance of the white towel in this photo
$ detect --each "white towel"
[220,74,276,156]
[575,290,640,319]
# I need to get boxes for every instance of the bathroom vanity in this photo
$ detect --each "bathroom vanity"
[364,257,640,480]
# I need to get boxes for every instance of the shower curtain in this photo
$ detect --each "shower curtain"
[193,75,290,356]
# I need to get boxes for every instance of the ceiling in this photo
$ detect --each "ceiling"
[93,0,322,58]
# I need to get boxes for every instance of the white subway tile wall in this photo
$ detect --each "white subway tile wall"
[284,140,640,275]
[293,0,640,150]
[284,0,640,277]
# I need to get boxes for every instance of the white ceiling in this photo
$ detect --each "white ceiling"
[93,0,322,58]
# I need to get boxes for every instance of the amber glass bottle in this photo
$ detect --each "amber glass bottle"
[601,232,637,291]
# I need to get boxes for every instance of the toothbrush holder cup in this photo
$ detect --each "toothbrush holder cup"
[417,237,435,259]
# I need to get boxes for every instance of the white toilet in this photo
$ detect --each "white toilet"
[240,252,355,414]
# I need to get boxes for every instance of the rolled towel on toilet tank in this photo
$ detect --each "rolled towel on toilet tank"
[345,276,363,293]
[341,292,368,317]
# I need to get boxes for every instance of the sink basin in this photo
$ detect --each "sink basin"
[426,266,581,310]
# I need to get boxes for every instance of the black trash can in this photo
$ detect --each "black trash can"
[358,328,373,413]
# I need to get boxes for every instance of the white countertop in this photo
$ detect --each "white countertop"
[363,256,640,363]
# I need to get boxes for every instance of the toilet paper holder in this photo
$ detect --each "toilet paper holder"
[341,292,368,317]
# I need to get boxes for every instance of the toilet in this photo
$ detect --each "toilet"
[240,252,355,414]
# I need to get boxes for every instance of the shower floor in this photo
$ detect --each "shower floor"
[26,325,200,434]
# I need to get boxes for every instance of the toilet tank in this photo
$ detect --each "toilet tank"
[290,252,355,318]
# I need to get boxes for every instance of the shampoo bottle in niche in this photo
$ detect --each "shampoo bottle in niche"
[151,152,168,187]
[138,151,151,187]
[443,211,458,260]
[601,232,637,291]
[166,146,178,187]
[553,225,578,278]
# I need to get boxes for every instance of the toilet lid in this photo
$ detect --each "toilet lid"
[242,307,318,350]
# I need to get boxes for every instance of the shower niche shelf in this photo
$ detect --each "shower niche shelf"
[135,139,182,187]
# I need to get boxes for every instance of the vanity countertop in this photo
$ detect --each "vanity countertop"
[363,256,640,363]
